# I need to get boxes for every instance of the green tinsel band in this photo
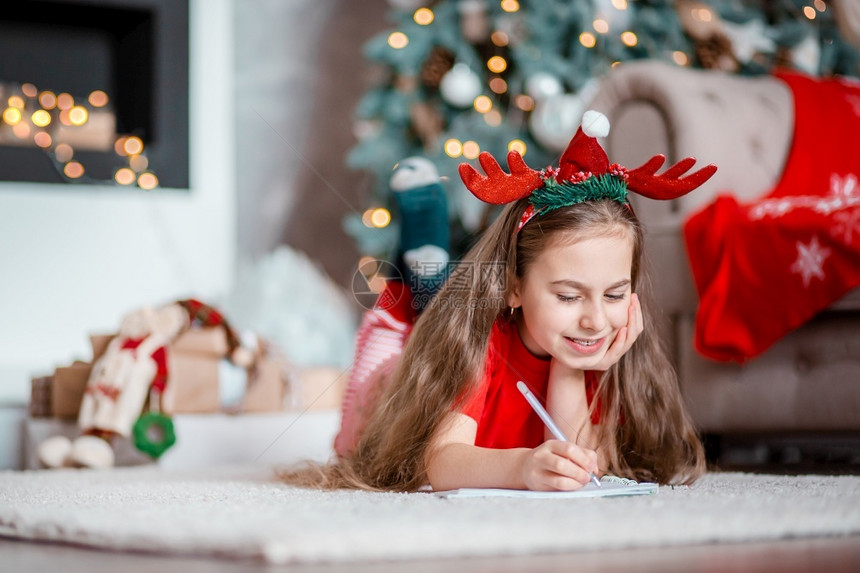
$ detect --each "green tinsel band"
[530,175,629,213]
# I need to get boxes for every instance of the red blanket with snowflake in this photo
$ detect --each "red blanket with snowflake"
[683,70,860,363]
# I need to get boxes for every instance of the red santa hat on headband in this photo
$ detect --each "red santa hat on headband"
[458,110,717,208]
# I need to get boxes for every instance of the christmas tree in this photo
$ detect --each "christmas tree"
[345,0,860,264]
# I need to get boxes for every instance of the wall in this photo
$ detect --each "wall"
[0,0,235,467]
[238,0,389,288]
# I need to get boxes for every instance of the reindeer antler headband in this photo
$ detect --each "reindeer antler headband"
[458,111,717,232]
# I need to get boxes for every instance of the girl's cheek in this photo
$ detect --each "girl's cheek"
[608,306,629,329]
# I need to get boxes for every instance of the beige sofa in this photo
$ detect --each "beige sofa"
[587,60,860,436]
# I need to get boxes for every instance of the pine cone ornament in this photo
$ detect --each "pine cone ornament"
[696,33,739,72]
[421,46,455,90]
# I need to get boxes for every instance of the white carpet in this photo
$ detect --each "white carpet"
[0,465,858,565]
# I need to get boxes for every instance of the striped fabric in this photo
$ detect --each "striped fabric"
[333,284,415,457]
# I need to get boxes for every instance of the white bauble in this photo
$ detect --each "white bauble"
[390,156,440,191]
[439,63,483,108]
[722,19,775,63]
[525,72,564,102]
[787,33,821,76]
[593,0,634,32]
[529,93,585,152]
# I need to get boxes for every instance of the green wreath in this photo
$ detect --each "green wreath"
[132,412,176,458]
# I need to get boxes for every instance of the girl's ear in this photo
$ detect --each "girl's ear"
[507,277,522,309]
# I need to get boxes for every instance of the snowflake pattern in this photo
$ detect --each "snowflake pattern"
[790,235,831,288]
[832,208,860,245]
[749,174,860,221]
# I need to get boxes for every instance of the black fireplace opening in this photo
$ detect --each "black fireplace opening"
[0,0,189,188]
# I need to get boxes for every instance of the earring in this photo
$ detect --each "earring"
[508,306,516,318]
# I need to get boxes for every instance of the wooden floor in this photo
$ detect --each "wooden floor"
[2,534,859,572]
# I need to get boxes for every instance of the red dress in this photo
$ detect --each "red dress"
[459,318,601,449]
[334,283,601,456]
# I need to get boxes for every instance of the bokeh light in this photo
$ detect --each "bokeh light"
[444,138,463,157]
[64,161,84,179]
[413,8,434,25]
[388,32,409,49]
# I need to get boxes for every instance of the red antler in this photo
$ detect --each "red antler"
[458,151,543,205]
[626,155,717,200]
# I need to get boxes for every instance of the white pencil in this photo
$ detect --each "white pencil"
[517,381,602,488]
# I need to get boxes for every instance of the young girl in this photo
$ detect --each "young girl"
[285,111,716,492]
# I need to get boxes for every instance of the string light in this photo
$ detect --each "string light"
[31,110,52,127]
[54,143,74,163]
[129,154,149,172]
[487,56,507,73]
[484,109,502,126]
[388,32,409,49]
[58,109,73,126]
[580,32,597,48]
[462,140,481,159]
[500,0,519,13]
[38,91,57,110]
[12,122,30,138]
[361,209,375,227]
[358,256,377,273]
[593,19,609,34]
[137,172,159,190]
[672,51,689,66]
[473,95,493,113]
[115,167,136,185]
[489,77,508,94]
[63,161,84,179]
[621,31,638,47]
[361,207,390,228]
[56,93,74,110]
[370,207,391,228]
[33,132,52,148]
[114,136,129,156]
[88,90,109,107]
[123,136,144,155]
[68,105,88,126]
[611,0,628,9]
[491,30,509,46]
[814,0,826,11]
[413,8,434,25]
[515,94,535,111]
[692,8,712,22]
[444,138,463,157]
[508,139,527,155]
[803,6,816,19]
[2,107,22,125]
[0,81,161,189]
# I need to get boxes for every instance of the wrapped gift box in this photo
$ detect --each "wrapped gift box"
[29,376,53,418]
[36,328,296,419]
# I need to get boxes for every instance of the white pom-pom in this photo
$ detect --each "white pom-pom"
[390,157,439,191]
[581,110,610,138]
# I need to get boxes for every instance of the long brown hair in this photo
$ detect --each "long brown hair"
[281,198,705,490]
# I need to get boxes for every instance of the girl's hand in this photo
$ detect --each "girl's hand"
[521,440,600,491]
[590,292,644,371]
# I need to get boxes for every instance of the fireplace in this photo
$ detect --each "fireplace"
[0,0,189,188]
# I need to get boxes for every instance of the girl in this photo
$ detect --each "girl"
[285,111,716,492]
